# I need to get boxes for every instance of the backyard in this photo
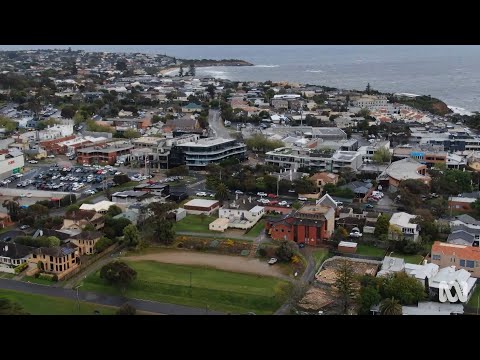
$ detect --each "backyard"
[312,248,330,270]
[467,286,480,311]
[0,289,117,315]
[80,260,292,314]
[245,220,265,238]
[174,214,217,233]
[356,244,386,257]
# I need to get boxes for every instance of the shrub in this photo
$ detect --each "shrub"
[177,242,184,248]
[14,262,29,274]
[224,239,234,246]
[258,248,267,257]
[38,273,55,281]
[34,272,40,278]
[291,255,301,264]
[52,274,58,282]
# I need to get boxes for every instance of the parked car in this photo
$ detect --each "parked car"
[19,225,29,230]
[364,203,374,209]
[268,258,278,265]
[288,189,296,193]
[298,196,308,201]
[196,192,207,197]
[349,228,363,238]
[267,193,278,198]
[28,160,38,164]
[278,200,288,206]
[235,190,244,195]
[257,192,268,197]
[47,154,55,158]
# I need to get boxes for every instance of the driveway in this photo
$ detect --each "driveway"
[124,250,288,279]
[208,109,232,139]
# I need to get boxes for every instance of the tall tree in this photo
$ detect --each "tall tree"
[151,218,175,245]
[100,261,137,293]
[379,297,402,315]
[334,260,357,314]
[179,65,183,77]
[2,198,21,222]
[357,285,381,315]
[189,64,196,77]
[215,183,229,206]
[381,272,425,305]
[365,83,371,95]
[374,214,390,239]
[123,224,139,248]
[0,298,29,315]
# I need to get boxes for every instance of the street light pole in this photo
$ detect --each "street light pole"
[189,272,192,297]
[75,284,83,312]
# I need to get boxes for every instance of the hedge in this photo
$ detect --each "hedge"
[14,262,29,274]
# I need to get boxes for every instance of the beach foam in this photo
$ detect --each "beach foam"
[448,105,474,116]
[254,65,279,68]
[306,70,324,73]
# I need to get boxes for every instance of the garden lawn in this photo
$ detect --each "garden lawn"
[312,249,329,270]
[356,244,386,257]
[23,276,54,286]
[82,260,291,315]
[174,214,217,233]
[388,253,424,264]
[467,286,480,310]
[246,220,265,238]
[0,289,117,315]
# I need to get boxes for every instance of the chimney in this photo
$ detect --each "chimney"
[473,240,479,247]
[4,245,8,252]
[423,259,428,265]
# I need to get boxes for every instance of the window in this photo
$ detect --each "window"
[432,254,441,260]
[33,254,37,259]
[460,259,466,266]
[466,260,475,268]
[50,256,53,262]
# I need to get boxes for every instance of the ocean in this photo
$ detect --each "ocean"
[1,45,480,113]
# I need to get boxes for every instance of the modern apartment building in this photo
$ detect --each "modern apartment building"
[171,138,246,168]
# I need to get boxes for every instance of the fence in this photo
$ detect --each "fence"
[0,188,77,198]
[0,265,15,274]
[61,243,122,282]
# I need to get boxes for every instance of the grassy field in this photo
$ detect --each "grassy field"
[246,221,265,238]
[0,289,117,315]
[174,214,217,233]
[356,244,386,257]
[23,276,54,286]
[388,253,424,264]
[312,249,330,270]
[0,272,14,279]
[467,286,480,310]
[81,260,291,315]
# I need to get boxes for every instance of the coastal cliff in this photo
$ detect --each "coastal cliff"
[392,95,452,116]
[180,59,253,67]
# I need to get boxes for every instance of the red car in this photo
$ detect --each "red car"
[269,200,279,205]
[267,193,278,198]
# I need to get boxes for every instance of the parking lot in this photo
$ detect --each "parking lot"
[0,164,123,197]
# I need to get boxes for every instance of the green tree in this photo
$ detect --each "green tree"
[106,205,122,217]
[123,224,139,248]
[116,302,136,315]
[178,65,183,77]
[60,105,76,119]
[472,198,480,218]
[100,261,137,293]
[151,218,175,245]
[47,236,60,247]
[94,236,114,253]
[294,177,316,194]
[292,201,302,210]
[123,129,141,139]
[113,174,130,185]
[381,272,425,305]
[372,148,391,163]
[379,297,402,315]
[275,240,296,261]
[215,183,229,205]
[207,84,216,98]
[374,214,390,238]
[189,64,195,76]
[335,259,357,314]
[2,198,21,222]
[0,298,30,315]
[358,285,381,315]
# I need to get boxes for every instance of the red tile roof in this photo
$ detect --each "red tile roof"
[431,241,480,261]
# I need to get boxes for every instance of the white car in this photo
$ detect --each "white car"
[278,200,288,206]
[47,155,55,158]
[235,190,244,195]
[298,196,308,201]
[26,193,32,198]
[28,160,38,164]
[257,192,268,197]
[349,228,363,238]
[15,174,23,178]
[268,258,278,265]
[196,192,207,197]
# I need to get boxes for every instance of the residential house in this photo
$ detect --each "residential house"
[184,199,220,215]
[0,241,34,270]
[376,256,406,277]
[79,200,119,214]
[309,172,339,192]
[164,117,200,133]
[70,231,103,255]
[340,181,374,203]
[62,210,105,231]
[447,225,480,246]
[448,191,480,213]
[265,204,335,246]
[215,204,265,230]
[30,243,79,280]
[428,265,477,302]
[113,209,140,225]
[431,241,480,278]
[389,212,420,242]
[181,103,203,113]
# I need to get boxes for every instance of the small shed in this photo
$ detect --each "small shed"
[338,241,358,254]
[209,218,229,232]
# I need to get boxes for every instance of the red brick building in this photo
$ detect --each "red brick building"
[265,204,335,246]
[76,144,134,165]
[39,135,76,155]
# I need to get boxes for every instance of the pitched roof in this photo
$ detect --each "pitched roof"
[431,241,480,261]
[165,117,197,130]
[316,193,338,209]
[0,241,35,259]
[65,210,97,221]
[309,172,339,183]
[454,214,480,226]
[70,231,103,241]
[33,243,78,257]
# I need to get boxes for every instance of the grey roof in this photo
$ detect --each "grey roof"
[447,230,475,245]
[451,223,480,234]
[33,243,77,257]
[455,214,480,226]
[341,181,372,194]
[460,191,480,198]
[0,241,35,259]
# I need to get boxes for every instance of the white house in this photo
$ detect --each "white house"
[429,266,477,302]
[216,204,265,230]
[389,212,420,242]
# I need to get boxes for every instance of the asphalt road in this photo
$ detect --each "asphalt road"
[0,278,224,315]
[208,109,232,139]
